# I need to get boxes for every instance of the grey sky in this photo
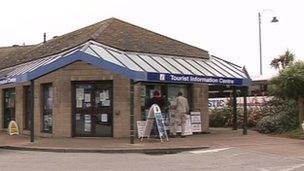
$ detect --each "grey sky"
[1,0,303,77]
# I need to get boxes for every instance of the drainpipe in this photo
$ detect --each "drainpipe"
[232,87,237,130]
[130,80,135,144]
[242,87,248,135]
[30,80,35,142]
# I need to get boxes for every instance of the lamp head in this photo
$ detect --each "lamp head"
[271,16,279,23]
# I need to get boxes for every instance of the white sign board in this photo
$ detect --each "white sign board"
[190,111,202,133]
[140,104,169,142]
[183,115,193,135]
[137,121,147,138]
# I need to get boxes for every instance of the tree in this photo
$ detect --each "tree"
[270,61,304,126]
[270,50,295,72]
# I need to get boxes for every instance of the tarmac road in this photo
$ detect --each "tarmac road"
[1,147,304,171]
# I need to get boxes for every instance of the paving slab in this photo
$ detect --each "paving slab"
[1,128,304,156]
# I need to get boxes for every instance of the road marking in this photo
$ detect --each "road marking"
[189,147,232,154]
[259,163,304,171]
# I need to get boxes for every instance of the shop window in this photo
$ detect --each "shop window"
[141,84,191,120]
[42,84,53,133]
[23,86,31,130]
[3,88,16,128]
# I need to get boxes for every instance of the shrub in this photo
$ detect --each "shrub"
[256,98,298,134]
[256,116,279,133]
[209,108,231,127]
[209,106,262,128]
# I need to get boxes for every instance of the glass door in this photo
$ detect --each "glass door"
[93,83,113,137]
[73,82,113,137]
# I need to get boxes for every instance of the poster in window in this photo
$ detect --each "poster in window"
[84,93,91,102]
[76,100,83,108]
[76,88,84,100]
[102,100,110,106]
[43,115,53,131]
[99,90,109,101]
[101,113,108,122]
[46,98,53,109]
[76,113,81,120]
[84,114,91,132]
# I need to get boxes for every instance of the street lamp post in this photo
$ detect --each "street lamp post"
[258,9,279,75]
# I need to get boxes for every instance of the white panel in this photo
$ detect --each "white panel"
[196,60,225,77]
[127,54,156,72]
[108,50,143,71]
[84,47,98,57]
[186,60,214,76]
[209,60,235,78]
[137,55,169,73]
[174,58,203,75]
[89,45,124,67]
[152,56,180,74]
[213,58,246,78]
[163,57,192,74]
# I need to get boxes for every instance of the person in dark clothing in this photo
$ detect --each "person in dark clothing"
[147,90,166,137]
[147,90,165,111]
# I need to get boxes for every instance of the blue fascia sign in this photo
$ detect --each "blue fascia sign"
[147,72,245,86]
[0,77,17,85]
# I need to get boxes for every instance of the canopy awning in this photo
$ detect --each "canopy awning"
[0,40,251,86]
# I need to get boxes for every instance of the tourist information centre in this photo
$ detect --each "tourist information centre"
[0,18,251,143]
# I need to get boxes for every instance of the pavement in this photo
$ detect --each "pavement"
[1,128,304,156]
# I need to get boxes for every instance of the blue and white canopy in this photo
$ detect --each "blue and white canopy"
[0,40,251,86]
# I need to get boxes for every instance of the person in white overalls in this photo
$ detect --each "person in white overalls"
[171,92,189,138]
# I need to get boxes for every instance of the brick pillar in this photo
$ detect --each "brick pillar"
[192,84,209,133]
[52,78,72,137]
[15,85,24,131]
[113,77,130,138]
[134,82,142,139]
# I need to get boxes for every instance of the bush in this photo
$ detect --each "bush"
[209,106,262,128]
[209,108,231,127]
[256,98,298,134]
[256,116,279,133]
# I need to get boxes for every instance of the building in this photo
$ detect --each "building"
[0,18,251,141]
[249,75,274,96]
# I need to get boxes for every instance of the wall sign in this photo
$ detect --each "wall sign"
[147,73,244,86]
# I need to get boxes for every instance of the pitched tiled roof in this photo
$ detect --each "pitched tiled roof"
[0,45,36,69]
[0,17,209,70]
